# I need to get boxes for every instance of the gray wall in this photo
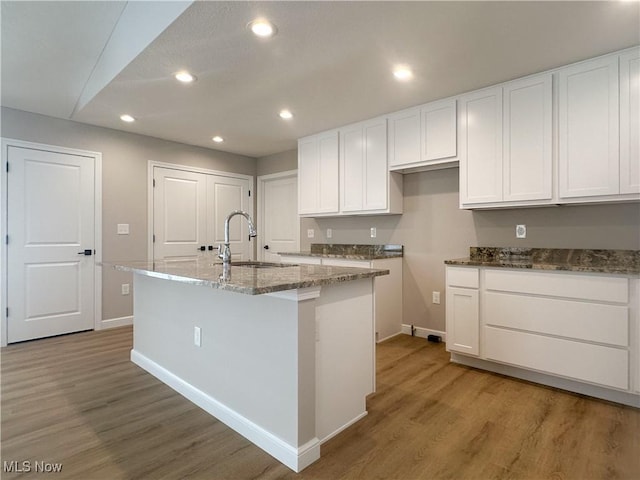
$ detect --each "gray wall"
[256,158,640,333]
[2,107,257,321]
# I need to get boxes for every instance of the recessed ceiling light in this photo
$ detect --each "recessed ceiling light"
[279,109,293,119]
[175,71,196,83]
[393,66,413,81]
[120,114,135,123]
[249,19,277,38]
[212,136,224,143]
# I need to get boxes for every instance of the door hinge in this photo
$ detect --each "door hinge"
[248,189,251,197]
[153,234,156,243]
[153,178,156,187]
[5,307,8,318]
[5,235,8,245]
[5,162,8,173]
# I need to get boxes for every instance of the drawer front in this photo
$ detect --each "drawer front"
[447,266,479,289]
[484,292,629,347]
[484,326,629,390]
[485,269,629,303]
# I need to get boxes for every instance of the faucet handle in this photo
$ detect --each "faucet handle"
[217,244,223,259]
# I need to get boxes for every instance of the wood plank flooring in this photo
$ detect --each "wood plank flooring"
[1,327,638,479]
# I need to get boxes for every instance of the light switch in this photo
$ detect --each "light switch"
[117,224,130,235]
[307,229,315,238]
[370,227,377,238]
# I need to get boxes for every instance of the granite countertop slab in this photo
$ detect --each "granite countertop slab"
[445,247,640,275]
[105,258,389,295]
[279,244,403,260]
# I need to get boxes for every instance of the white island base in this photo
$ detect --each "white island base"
[130,273,375,472]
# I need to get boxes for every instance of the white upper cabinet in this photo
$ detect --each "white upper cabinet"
[559,55,620,199]
[388,99,457,172]
[503,73,553,202]
[620,47,640,195]
[341,117,401,214]
[298,130,339,216]
[422,99,457,162]
[459,86,503,205]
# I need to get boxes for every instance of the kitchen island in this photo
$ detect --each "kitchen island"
[109,259,389,472]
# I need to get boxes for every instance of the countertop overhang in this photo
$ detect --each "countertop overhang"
[105,259,389,295]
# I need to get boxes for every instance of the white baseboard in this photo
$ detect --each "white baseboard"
[131,349,320,472]
[401,324,446,342]
[100,315,133,329]
[319,411,367,444]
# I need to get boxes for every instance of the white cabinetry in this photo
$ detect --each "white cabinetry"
[459,87,503,205]
[445,267,479,356]
[281,255,403,342]
[340,117,402,214]
[388,99,457,173]
[298,131,339,216]
[445,265,639,404]
[620,47,640,195]
[460,74,552,208]
[559,55,620,199]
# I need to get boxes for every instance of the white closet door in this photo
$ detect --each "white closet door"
[7,146,95,343]
[153,167,207,260]
[620,48,640,194]
[207,174,252,262]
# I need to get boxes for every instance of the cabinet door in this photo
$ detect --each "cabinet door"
[446,286,479,356]
[363,118,388,211]
[317,132,340,213]
[388,107,420,168]
[620,48,640,195]
[503,74,553,202]
[559,55,619,198]
[459,87,503,205]
[298,132,339,215]
[422,99,457,161]
[340,125,364,212]
[297,137,320,215]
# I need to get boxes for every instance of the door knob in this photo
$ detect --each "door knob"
[198,246,206,251]
[263,245,270,250]
[77,249,93,256]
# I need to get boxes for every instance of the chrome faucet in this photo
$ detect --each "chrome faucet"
[218,210,257,264]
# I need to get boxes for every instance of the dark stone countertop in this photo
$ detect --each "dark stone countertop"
[445,247,640,275]
[279,244,403,260]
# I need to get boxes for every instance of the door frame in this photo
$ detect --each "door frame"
[1,138,103,347]
[147,161,254,261]
[257,169,300,261]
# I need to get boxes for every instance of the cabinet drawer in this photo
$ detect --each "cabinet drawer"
[447,266,479,289]
[484,269,628,303]
[484,292,628,346]
[484,326,629,390]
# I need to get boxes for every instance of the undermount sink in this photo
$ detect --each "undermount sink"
[228,261,298,268]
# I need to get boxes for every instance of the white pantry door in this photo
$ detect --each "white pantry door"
[7,146,95,343]
[258,172,299,262]
[153,166,252,261]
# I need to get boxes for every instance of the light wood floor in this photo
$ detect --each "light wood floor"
[1,326,638,480]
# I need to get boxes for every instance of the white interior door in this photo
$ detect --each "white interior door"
[258,172,299,262]
[153,167,207,260]
[7,146,95,343]
[207,174,252,262]
[153,166,252,261]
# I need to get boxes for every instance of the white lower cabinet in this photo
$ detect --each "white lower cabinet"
[281,255,402,342]
[445,265,639,403]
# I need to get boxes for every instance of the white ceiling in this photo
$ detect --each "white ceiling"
[2,1,639,158]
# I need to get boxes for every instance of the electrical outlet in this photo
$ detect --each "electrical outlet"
[117,223,129,235]
[194,326,202,347]
[516,224,527,239]
[326,228,332,239]
[307,229,315,238]
[432,291,441,304]
[121,283,130,295]
[370,227,377,238]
